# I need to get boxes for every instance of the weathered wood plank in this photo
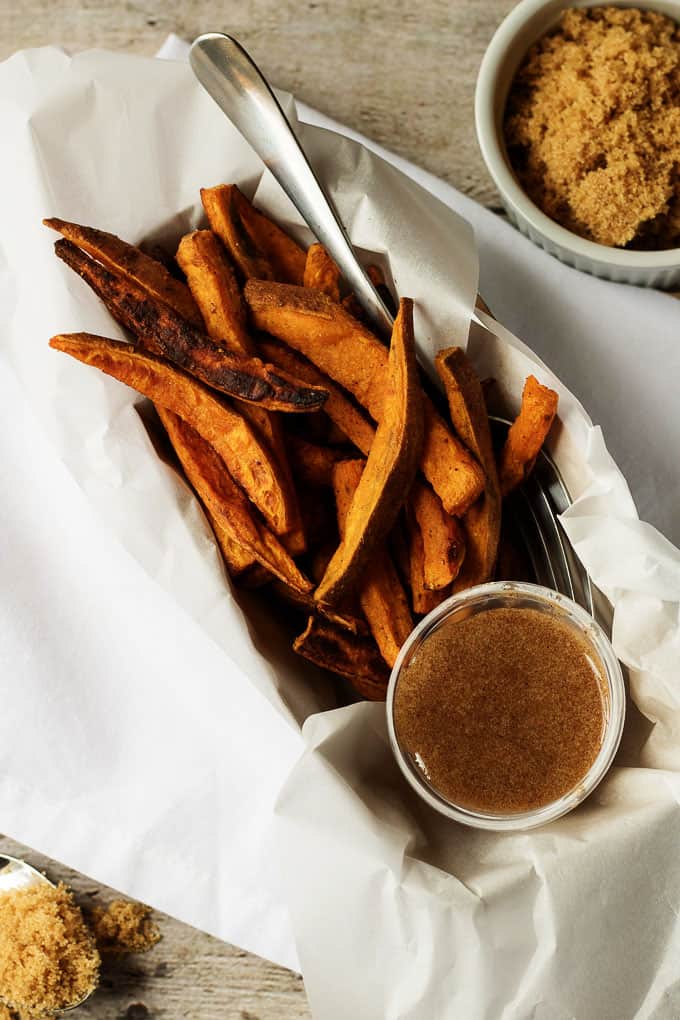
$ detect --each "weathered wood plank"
[0,0,514,207]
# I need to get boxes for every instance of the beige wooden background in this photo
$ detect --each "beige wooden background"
[1,1,514,1016]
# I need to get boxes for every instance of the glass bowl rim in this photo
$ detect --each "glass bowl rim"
[386,580,626,832]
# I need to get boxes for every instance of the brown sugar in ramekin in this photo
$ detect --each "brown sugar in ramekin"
[504,6,680,249]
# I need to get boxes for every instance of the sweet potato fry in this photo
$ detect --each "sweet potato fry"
[334,459,413,667]
[499,375,559,496]
[201,185,274,282]
[293,616,390,700]
[315,298,424,607]
[303,244,341,301]
[268,580,366,634]
[54,239,327,414]
[156,406,311,594]
[230,185,306,285]
[406,502,452,615]
[258,338,376,456]
[176,229,305,554]
[288,436,343,488]
[244,281,484,515]
[176,229,250,354]
[43,217,202,326]
[260,338,460,586]
[436,346,502,590]
[49,333,295,536]
[409,482,466,590]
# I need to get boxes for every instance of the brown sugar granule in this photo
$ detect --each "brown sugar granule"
[394,607,606,813]
[0,882,99,1017]
[504,7,680,248]
[90,900,161,956]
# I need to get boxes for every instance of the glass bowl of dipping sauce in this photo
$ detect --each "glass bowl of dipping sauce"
[387,581,625,831]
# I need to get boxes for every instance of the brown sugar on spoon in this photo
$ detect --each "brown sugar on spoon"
[505,6,680,249]
[0,882,100,1017]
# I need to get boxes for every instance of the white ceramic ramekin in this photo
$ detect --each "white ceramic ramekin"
[475,0,680,288]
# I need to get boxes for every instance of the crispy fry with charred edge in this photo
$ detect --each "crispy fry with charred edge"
[293,616,390,700]
[49,333,296,536]
[315,299,424,607]
[406,501,451,615]
[230,186,306,285]
[176,229,305,554]
[333,459,413,667]
[409,482,466,590]
[54,239,328,415]
[43,217,202,326]
[436,346,502,591]
[287,436,343,488]
[303,244,341,301]
[155,406,311,594]
[268,580,367,634]
[258,338,376,456]
[260,338,463,587]
[244,281,484,516]
[499,375,559,496]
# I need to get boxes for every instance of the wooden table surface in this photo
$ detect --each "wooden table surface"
[0,1,514,1016]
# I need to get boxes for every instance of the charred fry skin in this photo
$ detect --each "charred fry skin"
[244,281,484,516]
[156,406,311,594]
[54,240,328,414]
[176,229,305,554]
[303,244,341,301]
[43,217,202,326]
[315,299,424,607]
[49,333,296,536]
[267,580,367,634]
[499,375,559,496]
[436,346,502,590]
[293,616,390,700]
[333,459,413,667]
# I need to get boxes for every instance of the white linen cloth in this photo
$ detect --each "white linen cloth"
[0,34,678,1019]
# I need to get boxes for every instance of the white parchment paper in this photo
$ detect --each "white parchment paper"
[1,43,679,1018]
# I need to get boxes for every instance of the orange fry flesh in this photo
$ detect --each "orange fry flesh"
[176,228,305,554]
[499,375,559,496]
[43,216,202,326]
[436,346,502,591]
[156,406,311,594]
[244,280,484,515]
[334,459,413,668]
[49,333,296,536]
[315,298,424,607]
[303,244,341,301]
[54,239,328,414]
[231,185,307,285]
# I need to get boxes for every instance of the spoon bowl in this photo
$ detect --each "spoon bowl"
[0,855,97,1013]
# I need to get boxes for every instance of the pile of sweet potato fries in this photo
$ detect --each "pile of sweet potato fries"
[45,185,558,699]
